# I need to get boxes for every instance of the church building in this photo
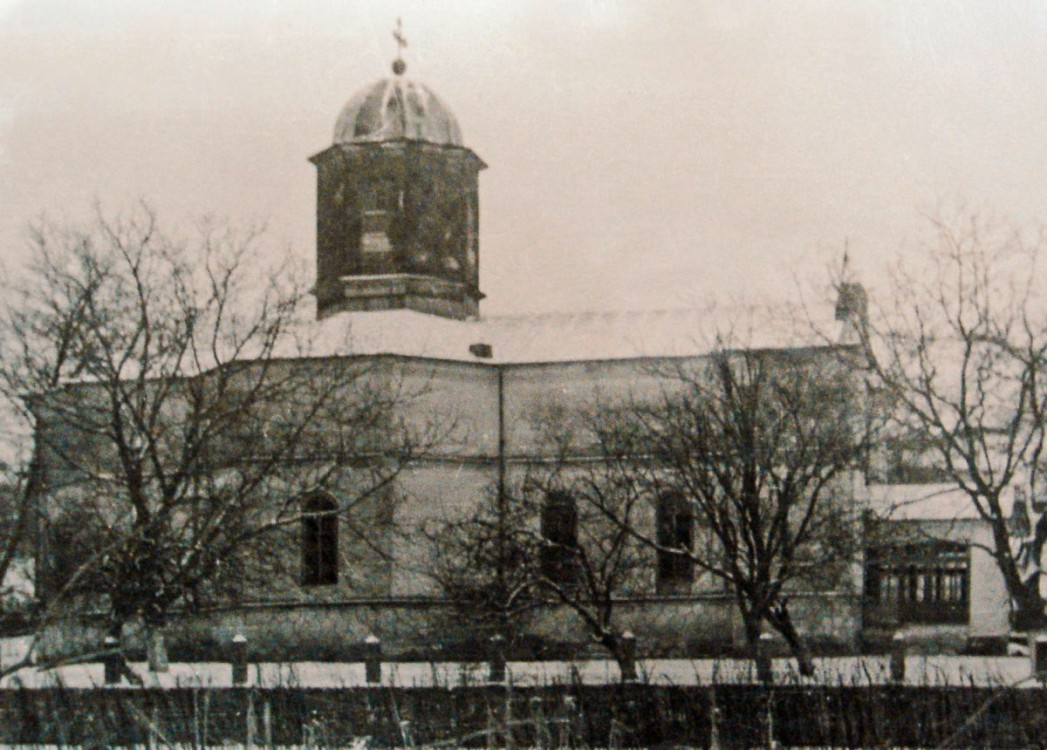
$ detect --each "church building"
[32,49,1010,662]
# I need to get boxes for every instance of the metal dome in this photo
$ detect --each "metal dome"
[333,78,463,147]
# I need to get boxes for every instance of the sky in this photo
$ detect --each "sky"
[1,1,1047,315]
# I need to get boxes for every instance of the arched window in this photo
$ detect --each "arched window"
[656,493,694,594]
[302,494,338,586]
[540,491,578,586]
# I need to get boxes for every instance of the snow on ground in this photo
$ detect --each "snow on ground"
[0,655,1040,690]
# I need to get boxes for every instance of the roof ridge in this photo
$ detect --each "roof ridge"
[480,307,697,323]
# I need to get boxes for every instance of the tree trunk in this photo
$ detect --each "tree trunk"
[106,620,143,686]
[989,511,1047,631]
[1012,588,1047,632]
[106,620,124,657]
[767,602,814,677]
[600,632,627,672]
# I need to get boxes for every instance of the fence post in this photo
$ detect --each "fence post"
[103,635,122,685]
[755,632,774,684]
[530,695,551,747]
[149,704,159,750]
[362,634,382,685]
[619,631,638,682]
[263,699,272,749]
[245,692,257,748]
[487,634,506,684]
[561,694,579,747]
[147,627,169,673]
[709,700,722,750]
[890,632,906,683]
[1031,632,1047,680]
[231,632,248,686]
[399,720,414,748]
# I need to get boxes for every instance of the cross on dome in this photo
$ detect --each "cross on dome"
[392,18,408,76]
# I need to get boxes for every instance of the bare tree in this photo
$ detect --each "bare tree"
[0,467,34,629]
[426,342,863,678]
[424,485,543,652]
[579,346,865,678]
[425,458,648,671]
[0,204,429,673]
[857,211,1047,630]
[523,458,649,671]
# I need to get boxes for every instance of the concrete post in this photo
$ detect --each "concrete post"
[890,632,906,683]
[103,636,122,685]
[619,631,638,682]
[147,628,168,673]
[488,634,506,684]
[364,634,382,685]
[756,632,774,684]
[231,633,248,686]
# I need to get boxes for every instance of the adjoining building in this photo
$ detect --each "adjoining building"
[862,484,1010,653]
[30,57,1010,660]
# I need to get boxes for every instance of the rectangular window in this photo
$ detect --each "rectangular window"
[657,493,694,594]
[541,491,579,587]
[864,542,968,625]
[302,495,338,586]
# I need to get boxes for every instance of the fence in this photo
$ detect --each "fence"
[10,631,1047,746]
[3,682,1047,747]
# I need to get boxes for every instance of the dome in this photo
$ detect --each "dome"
[333,78,463,147]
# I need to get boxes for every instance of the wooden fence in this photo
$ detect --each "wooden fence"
[3,682,1047,747]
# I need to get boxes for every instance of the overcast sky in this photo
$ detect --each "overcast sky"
[1,1,1046,315]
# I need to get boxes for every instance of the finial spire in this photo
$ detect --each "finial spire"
[841,237,851,280]
[392,18,408,76]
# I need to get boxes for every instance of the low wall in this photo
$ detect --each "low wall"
[39,592,861,662]
[527,592,861,657]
